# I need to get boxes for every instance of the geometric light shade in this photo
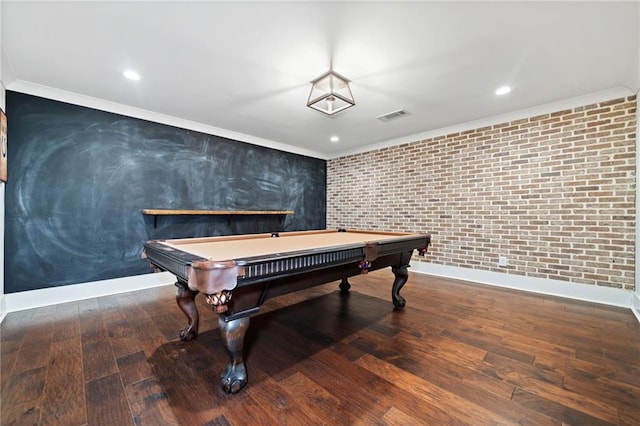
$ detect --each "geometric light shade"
[307,71,355,115]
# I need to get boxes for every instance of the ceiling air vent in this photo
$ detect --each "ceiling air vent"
[376,109,409,122]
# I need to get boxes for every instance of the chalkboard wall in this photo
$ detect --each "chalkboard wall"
[5,91,326,293]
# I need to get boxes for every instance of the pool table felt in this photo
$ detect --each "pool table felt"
[160,231,413,261]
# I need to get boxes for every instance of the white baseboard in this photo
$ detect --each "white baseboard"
[632,292,640,324]
[410,261,635,310]
[2,264,638,325]
[3,272,174,316]
[0,295,7,324]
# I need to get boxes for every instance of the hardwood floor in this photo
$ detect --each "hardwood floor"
[2,270,639,425]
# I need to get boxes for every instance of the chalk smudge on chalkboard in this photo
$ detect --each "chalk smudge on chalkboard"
[5,92,326,293]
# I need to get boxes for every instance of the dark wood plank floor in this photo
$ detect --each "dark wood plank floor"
[2,270,639,425]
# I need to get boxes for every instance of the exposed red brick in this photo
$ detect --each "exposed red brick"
[327,96,637,291]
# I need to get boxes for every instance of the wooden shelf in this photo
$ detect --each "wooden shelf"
[142,209,294,216]
[142,209,294,228]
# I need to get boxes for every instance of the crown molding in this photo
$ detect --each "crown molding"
[6,80,329,160]
[330,86,635,159]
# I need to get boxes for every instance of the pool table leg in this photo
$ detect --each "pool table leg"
[175,282,199,341]
[339,277,351,294]
[391,265,409,309]
[218,315,250,394]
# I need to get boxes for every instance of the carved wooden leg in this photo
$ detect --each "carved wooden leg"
[218,316,250,394]
[339,277,351,294]
[391,265,409,309]
[175,282,199,341]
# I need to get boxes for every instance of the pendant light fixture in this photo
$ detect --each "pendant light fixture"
[307,71,355,115]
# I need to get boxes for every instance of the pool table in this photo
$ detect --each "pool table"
[143,229,431,393]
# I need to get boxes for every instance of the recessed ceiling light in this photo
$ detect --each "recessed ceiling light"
[495,86,511,95]
[330,136,340,143]
[123,70,141,81]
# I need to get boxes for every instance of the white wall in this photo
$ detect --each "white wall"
[0,0,7,323]
[633,40,640,322]
[635,84,640,323]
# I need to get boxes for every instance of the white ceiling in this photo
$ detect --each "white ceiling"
[2,1,639,159]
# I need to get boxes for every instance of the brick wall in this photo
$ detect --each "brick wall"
[327,96,637,291]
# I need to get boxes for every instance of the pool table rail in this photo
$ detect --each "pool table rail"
[143,231,431,292]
